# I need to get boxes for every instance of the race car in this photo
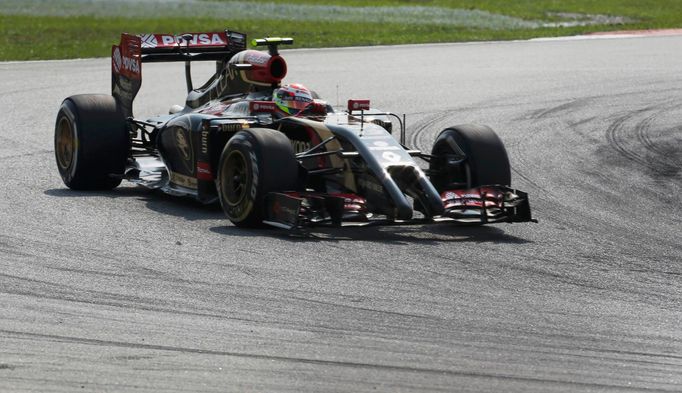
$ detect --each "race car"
[54,30,535,231]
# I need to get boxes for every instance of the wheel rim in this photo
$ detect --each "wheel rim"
[222,150,249,205]
[56,117,75,171]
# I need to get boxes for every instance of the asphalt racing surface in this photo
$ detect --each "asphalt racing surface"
[1,35,681,392]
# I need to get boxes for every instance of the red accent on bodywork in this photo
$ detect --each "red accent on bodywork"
[272,200,281,215]
[228,50,288,85]
[441,187,504,210]
[282,192,368,213]
[347,99,370,112]
[299,124,324,168]
[196,161,213,180]
[310,101,328,115]
[113,34,142,80]
[329,193,368,213]
[243,52,287,85]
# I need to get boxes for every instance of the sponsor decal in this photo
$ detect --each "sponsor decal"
[199,102,229,115]
[140,34,158,48]
[369,140,400,151]
[114,47,140,76]
[173,127,194,174]
[244,51,269,65]
[227,143,258,221]
[175,128,192,162]
[122,55,140,74]
[201,130,209,154]
[170,171,198,189]
[291,140,311,154]
[248,149,258,200]
[160,33,226,47]
[347,99,370,112]
[220,122,244,133]
[115,34,142,79]
[381,151,402,163]
[249,101,277,113]
[112,47,122,73]
[113,34,142,118]
[196,161,213,181]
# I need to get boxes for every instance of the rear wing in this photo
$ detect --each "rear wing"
[111,30,247,118]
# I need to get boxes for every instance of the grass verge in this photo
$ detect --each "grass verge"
[1,0,682,61]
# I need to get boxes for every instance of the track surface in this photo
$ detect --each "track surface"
[1,36,681,392]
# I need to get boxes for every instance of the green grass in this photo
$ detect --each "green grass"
[229,0,682,23]
[2,0,682,61]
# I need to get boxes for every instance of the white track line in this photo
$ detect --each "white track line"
[532,28,682,41]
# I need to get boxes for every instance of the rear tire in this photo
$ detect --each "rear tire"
[429,124,511,191]
[217,128,299,227]
[54,94,129,190]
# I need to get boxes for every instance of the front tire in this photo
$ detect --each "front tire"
[54,94,129,190]
[217,128,299,227]
[429,124,511,191]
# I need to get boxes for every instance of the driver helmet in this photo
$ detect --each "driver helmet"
[274,83,314,115]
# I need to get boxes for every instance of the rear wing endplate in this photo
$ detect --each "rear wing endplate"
[111,30,247,118]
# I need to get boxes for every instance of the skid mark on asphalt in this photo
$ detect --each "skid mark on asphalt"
[603,104,682,179]
[524,97,593,120]
[508,91,682,244]
[407,110,454,152]
[505,122,589,231]
[0,285,259,324]
[285,295,433,321]
[2,328,676,391]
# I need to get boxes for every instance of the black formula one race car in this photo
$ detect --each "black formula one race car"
[54,30,535,231]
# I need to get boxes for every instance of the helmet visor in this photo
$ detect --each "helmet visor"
[275,88,313,113]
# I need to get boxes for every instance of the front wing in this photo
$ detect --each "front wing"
[262,185,535,231]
